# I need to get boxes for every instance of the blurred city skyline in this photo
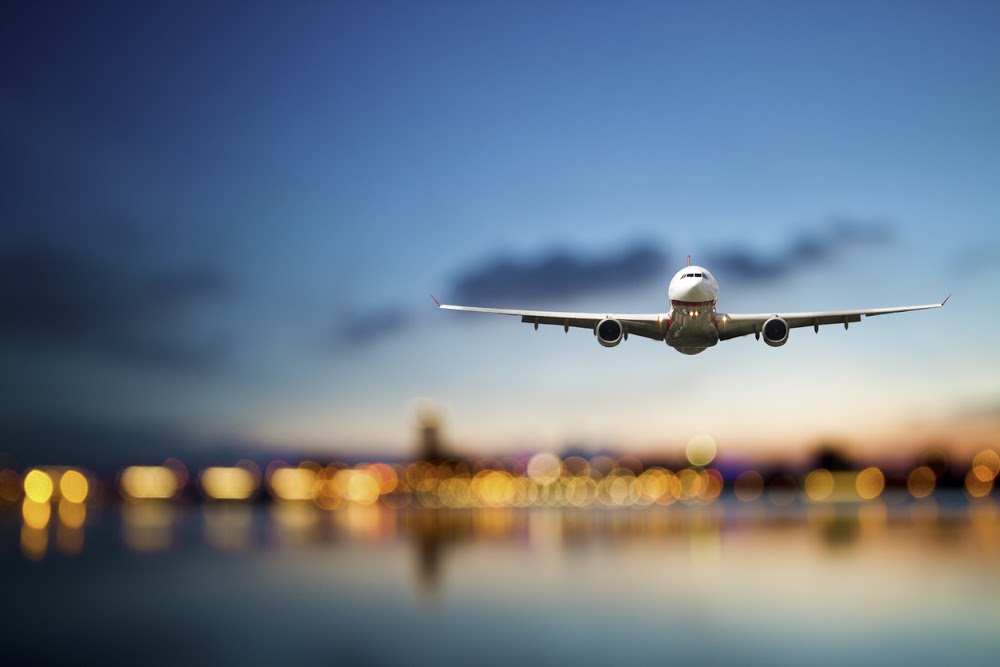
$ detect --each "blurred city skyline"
[2,1,999,468]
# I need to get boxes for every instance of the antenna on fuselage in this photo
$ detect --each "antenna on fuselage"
[687,255,691,266]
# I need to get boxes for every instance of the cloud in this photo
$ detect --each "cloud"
[332,306,413,349]
[706,218,894,283]
[448,241,668,306]
[0,242,232,371]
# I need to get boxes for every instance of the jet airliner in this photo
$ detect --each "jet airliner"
[434,259,948,355]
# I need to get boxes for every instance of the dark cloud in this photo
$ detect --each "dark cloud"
[706,218,894,283]
[333,306,413,349]
[0,242,232,371]
[449,241,668,306]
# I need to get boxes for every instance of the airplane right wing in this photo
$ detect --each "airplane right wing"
[717,297,950,341]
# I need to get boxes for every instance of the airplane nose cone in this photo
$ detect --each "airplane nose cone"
[680,280,714,302]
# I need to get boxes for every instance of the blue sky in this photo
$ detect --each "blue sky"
[2,1,998,466]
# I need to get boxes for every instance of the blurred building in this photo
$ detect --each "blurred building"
[417,408,446,462]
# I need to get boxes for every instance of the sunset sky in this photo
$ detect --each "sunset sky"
[2,1,998,467]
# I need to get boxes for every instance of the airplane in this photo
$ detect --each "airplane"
[433,258,949,355]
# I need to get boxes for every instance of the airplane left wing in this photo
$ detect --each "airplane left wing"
[435,303,669,341]
[717,297,949,341]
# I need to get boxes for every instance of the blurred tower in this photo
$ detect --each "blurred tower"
[418,408,445,462]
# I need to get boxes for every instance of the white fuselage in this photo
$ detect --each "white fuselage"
[665,265,720,355]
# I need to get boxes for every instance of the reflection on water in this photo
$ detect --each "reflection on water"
[0,498,998,666]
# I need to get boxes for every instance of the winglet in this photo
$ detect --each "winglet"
[429,293,441,307]
[941,293,951,306]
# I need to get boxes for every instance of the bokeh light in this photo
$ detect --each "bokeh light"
[22,498,51,530]
[965,469,994,499]
[804,469,835,502]
[23,469,54,503]
[856,467,885,500]
[268,466,318,501]
[121,466,181,499]
[200,466,258,500]
[347,470,381,505]
[676,468,703,501]
[907,466,936,499]
[685,434,717,467]
[59,470,89,503]
[527,453,561,485]
[972,449,999,482]
[699,469,724,501]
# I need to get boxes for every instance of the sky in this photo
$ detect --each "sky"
[1,0,999,468]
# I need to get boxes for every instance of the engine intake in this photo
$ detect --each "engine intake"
[596,318,624,348]
[762,317,789,347]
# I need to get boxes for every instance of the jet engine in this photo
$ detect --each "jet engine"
[595,318,625,348]
[762,316,789,347]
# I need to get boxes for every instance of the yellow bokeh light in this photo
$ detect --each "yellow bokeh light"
[856,467,885,500]
[347,471,380,505]
[637,468,670,502]
[972,450,999,481]
[907,466,936,499]
[440,477,472,508]
[516,477,539,507]
[58,499,87,529]
[565,476,597,507]
[121,466,180,499]
[973,465,995,484]
[734,470,764,502]
[22,498,51,530]
[200,466,257,500]
[965,470,994,498]
[606,476,633,506]
[24,469,54,503]
[804,469,835,502]
[59,470,89,503]
[268,467,318,501]
[676,468,703,500]
[477,471,515,506]
[685,434,717,467]
[527,453,561,485]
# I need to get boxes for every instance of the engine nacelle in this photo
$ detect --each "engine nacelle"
[595,318,625,348]
[762,316,789,347]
